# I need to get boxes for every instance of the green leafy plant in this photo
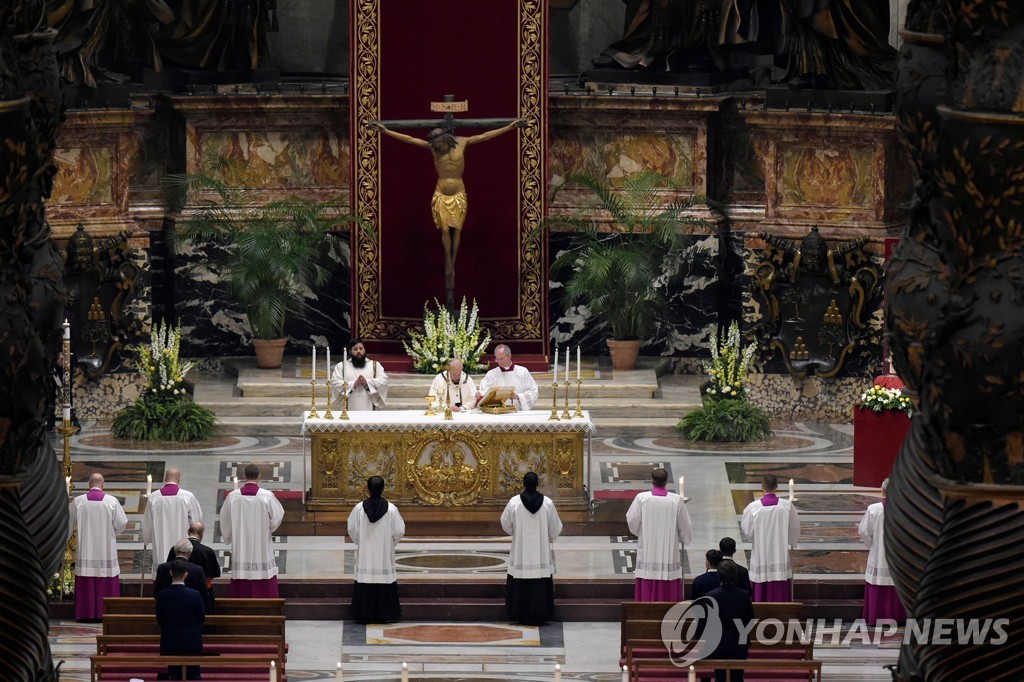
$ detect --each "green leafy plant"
[857,384,913,416]
[540,171,714,340]
[403,297,491,374]
[111,322,216,441]
[704,321,757,400]
[47,563,75,600]
[677,397,774,442]
[167,172,367,340]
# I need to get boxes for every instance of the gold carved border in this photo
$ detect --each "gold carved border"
[350,0,546,343]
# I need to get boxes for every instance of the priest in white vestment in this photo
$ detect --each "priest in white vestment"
[220,463,285,598]
[70,473,128,620]
[740,474,801,602]
[501,471,563,625]
[626,468,693,601]
[141,467,202,574]
[428,359,478,411]
[476,344,539,411]
[331,339,388,410]
[858,478,906,624]
[347,476,406,623]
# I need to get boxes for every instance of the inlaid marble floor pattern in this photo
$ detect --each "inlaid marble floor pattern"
[49,416,895,680]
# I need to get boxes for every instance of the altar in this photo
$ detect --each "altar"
[301,411,594,516]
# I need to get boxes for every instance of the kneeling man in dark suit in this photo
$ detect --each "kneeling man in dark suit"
[156,559,206,680]
[706,560,755,682]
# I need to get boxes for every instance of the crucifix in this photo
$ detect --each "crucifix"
[368,94,526,310]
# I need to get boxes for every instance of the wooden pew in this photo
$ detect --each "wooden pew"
[630,657,822,681]
[102,614,286,639]
[626,637,815,680]
[104,597,286,617]
[90,653,278,682]
[96,634,287,661]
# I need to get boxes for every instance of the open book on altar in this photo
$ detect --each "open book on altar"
[477,386,517,414]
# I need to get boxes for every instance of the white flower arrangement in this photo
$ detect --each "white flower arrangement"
[403,298,491,374]
[47,564,74,600]
[703,321,756,400]
[132,321,196,397]
[857,385,914,416]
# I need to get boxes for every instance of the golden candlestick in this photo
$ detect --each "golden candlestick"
[443,385,454,420]
[574,378,584,418]
[339,381,350,420]
[548,382,560,421]
[425,395,436,416]
[308,377,320,419]
[323,378,335,420]
[561,379,572,419]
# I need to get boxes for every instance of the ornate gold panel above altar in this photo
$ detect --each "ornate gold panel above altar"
[303,412,594,516]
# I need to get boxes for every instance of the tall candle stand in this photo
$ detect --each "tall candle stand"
[443,384,454,420]
[574,379,584,418]
[548,381,560,421]
[339,380,350,420]
[323,377,335,420]
[308,374,320,419]
[59,319,78,597]
[561,379,572,419]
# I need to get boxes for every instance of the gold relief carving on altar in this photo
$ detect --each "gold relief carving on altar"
[317,437,343,489]
[406,431,489,507]
[495,436,547,498]
[346,436,398,498]
[554,436,577,489]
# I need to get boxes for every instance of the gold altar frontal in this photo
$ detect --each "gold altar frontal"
[302,410,594,516]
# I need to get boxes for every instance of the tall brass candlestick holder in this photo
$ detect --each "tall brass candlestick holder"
[561,379,572,419]
[323,378,335,419]
[308,376,320,419]
[574,378,584,418]
[340,381,350,420]
[548,382,560,421]
[443,385,454,420]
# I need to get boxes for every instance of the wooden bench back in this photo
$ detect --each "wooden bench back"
[620,601,804,653]
[101,614,286,638]
[90,653,278,682]
[103,597,286,617]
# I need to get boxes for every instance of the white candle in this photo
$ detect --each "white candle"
[554,663,561,682]
[336,661,343,681]
[270,660,277,682]
[146,474,152,497]
[65,476,72,495]
[622,664,629,682]
[233,476,238,490]
[63,319,70,341]
[564,348,569,382]
[328,346,332,374]
[577,346,581,381]
[679,476,685,499]
[401,661,409,682]
[789,478,795,500]
[63,406,71,421]
[688,664,696,682]
[312,345,317,379]
[553,347,558,384]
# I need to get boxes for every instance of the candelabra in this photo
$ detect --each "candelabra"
[443,384,454,420]
[340,380,350,420]
[548,381,560,421]
[308,374,320,419]
[574,378,584,418]
[561,379,572,419]
[323,377,335,420]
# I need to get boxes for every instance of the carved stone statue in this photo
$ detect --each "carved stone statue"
[593,0,723,72]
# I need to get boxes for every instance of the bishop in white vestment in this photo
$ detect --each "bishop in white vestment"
[70,473,128,620]
[347,476,406,623]
[477,344,538,411]
[331,339,388,410]
[220,464,285,598]
[740,474,801,602]
[626,468,693,601]
[858,478,906,624]
[501,471,563,625]
[428,359,478,410]
[141,467,202,573]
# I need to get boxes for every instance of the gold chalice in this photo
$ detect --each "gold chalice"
[425,395,436,416]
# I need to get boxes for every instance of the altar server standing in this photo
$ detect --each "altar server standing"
[348,476,406,623]
[626,467,693,601]
[142,467,202,573]
[476,344,539,411]
[741,474,801,601]
[220,463,285,598]
[70,473,128,620]
[331,338,388,410]
[502,471,563,625]
[859,478,907,624]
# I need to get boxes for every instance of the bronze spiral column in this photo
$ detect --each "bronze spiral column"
[885,1,1024,679]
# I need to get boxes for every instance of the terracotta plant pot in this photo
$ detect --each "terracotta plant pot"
[606,339,641,371]
[253,338,287,369]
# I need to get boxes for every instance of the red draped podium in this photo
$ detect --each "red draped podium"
[350,0,548,354]
[853,409,911,487]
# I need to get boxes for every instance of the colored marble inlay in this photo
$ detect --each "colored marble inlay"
[374,624,535,644]
[726,462,854,484]
[72,460,164,482]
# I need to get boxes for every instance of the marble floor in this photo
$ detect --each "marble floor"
[49,372,898,681]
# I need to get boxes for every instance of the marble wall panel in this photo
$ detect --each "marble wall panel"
[198,130,348,189]
[549,129,695,188]
[746,373,871,422]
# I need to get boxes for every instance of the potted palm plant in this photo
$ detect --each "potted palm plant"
[167,173,366,369]
[542,171,715,370]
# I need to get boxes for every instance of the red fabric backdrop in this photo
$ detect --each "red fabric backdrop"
[350,0,548,354]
